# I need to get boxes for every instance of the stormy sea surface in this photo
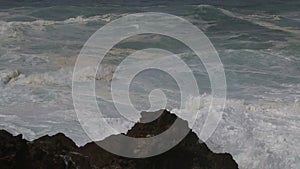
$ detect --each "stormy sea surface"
[0,1,300,169]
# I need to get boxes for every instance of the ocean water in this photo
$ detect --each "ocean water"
[0,1,300,169]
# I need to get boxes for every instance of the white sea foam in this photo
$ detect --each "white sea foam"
[1,92,299,168]
[0,13,125,29]
[11,64,116,86]
[201,99,300,169]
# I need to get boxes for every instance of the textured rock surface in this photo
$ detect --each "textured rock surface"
[0,110,238,169]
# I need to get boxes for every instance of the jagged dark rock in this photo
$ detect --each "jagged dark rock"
[0,110,238,169]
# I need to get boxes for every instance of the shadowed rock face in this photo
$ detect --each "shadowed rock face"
[0,110,238,169]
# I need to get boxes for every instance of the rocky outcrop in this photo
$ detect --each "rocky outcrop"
[0,69,20,86]
[0,110,238,169]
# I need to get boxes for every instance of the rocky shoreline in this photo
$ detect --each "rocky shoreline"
[0,110,238,169]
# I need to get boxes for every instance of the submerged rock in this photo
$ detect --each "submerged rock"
[0,69,20,86]
[0,110,238,169]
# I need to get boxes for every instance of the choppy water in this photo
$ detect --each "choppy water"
[0,1,300,169]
